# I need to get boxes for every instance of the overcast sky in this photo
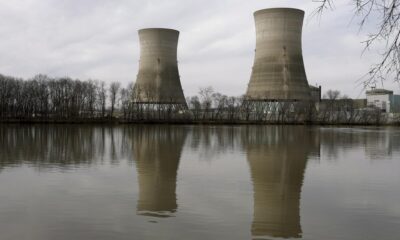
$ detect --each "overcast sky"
[0,0,399,98]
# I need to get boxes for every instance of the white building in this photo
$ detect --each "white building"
[366,89,400,113]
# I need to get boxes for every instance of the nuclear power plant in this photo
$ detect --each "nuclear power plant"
[246,8,311,101]
[132,8,312,106]
[127,8,320,121]
[133,28,187,107]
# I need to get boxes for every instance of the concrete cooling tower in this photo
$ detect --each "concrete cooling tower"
[246,8,311,101]
[134,28,186,105]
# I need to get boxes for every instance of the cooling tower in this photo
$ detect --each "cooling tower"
[134,28,186,104]
[246,8,311,101]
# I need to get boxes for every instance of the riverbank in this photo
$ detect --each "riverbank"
[1,118,399,126]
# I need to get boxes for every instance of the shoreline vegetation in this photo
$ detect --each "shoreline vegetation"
[0,119,400,127]
[1,118,399,126]
[1,74,400,126]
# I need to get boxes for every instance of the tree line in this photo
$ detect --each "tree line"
[0,74,124,120]
[0,73,396,124]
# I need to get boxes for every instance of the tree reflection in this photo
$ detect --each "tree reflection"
[319,127,400,161]
[242,126,320,239]
[129,125,188,218]
[188,126,241,162]
[0,125,117,170]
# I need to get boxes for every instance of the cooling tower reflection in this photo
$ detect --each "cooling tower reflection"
[130,126,188,217]
[242,126,319,239]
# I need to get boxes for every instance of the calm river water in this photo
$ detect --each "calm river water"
[0,125,399,240]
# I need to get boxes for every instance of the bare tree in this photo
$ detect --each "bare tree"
[97,81,107,118]
[314,0,400,85]
[199,86,214,120]
[188,96,201,120]
[324,89,341,100]
[0,74,117,121]
[120,83,134,119]
[109,82,121,118]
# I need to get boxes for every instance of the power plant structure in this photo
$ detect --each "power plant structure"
[129,8,316,121]
[133,28,187,110]
[246,8,311,102]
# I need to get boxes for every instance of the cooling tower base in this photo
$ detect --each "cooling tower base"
[132,102,188,110]
[241,100,314,122]
[128,102,189,120]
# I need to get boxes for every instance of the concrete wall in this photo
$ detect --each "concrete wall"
[246,8,311,101]
[310,85,321,102]
[134,28,186,104]
[367,93,391,112]
[390,95,400,113]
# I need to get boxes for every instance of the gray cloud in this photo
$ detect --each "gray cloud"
[0,0,398,97]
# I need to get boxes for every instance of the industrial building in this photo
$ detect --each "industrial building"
[366,88,400,113]
[246,8,311,101]
[309,85,322,102]
[133,28,186,107]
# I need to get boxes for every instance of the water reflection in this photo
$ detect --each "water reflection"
[319,127,400,160]
[129,126,188,217]
[188,126,242,162]
[242,126,319,239]
[1,125,400,239]
[0,125,116,170]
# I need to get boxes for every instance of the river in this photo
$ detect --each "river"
[0,125,399,240]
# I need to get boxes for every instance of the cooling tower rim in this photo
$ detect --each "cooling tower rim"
[138,28,179,34]
[243,98,312,102]
[254,8,304,16]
